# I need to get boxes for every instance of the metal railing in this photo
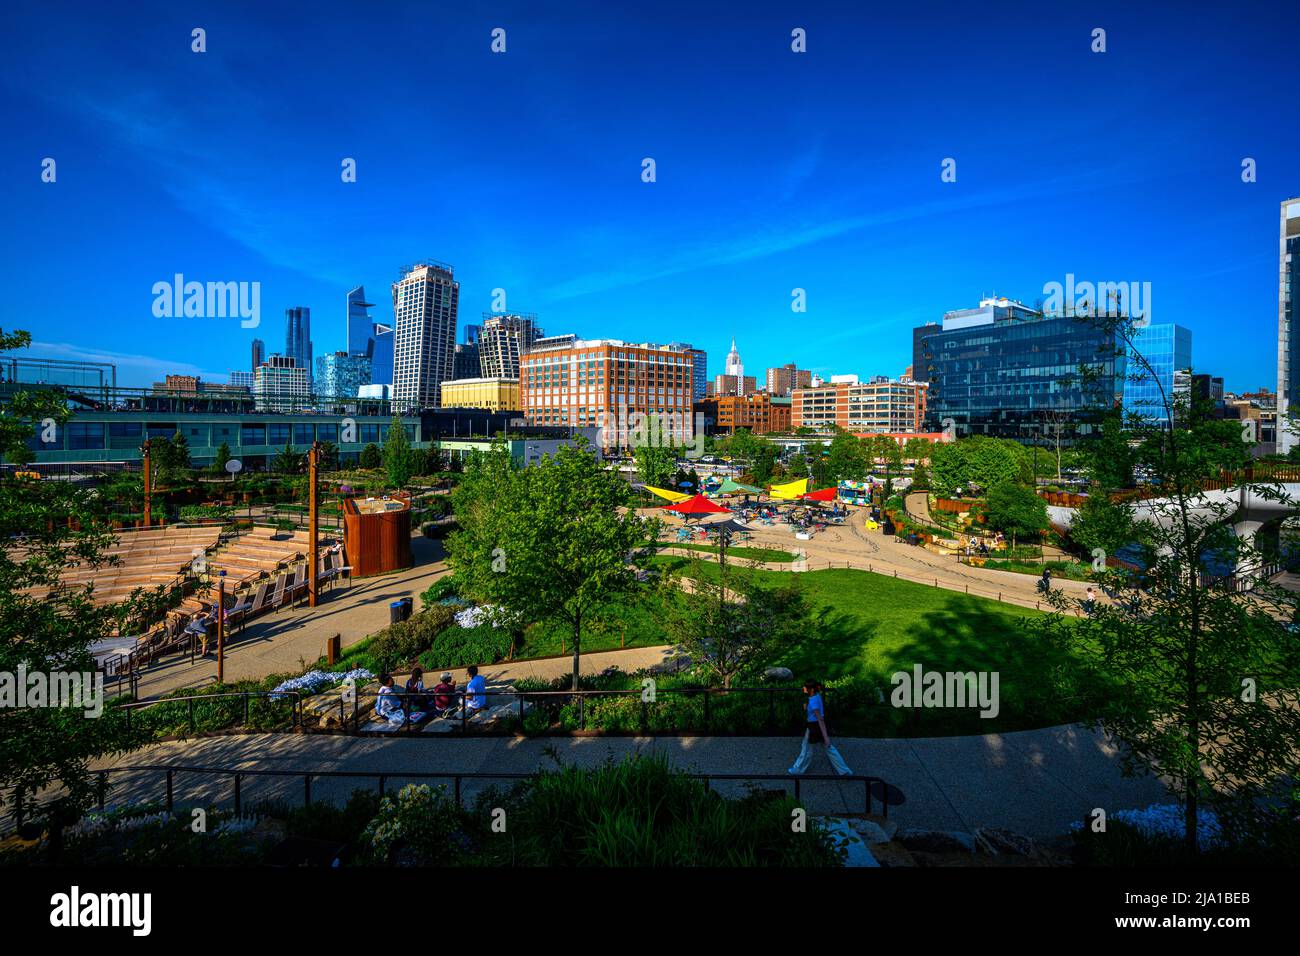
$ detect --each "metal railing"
[8,762,891,832]
[113,689,304,734]
[336,685,816,735]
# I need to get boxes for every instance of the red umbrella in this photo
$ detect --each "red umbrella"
[661,494,732,517]
[799,487,838,502]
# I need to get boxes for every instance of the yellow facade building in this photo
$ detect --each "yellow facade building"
[440,377,521,412]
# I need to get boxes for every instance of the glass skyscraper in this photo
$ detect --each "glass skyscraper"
[284,307,312,384]
[316,351,373,400]
[919,297,1125,441]
[1277,198,1300,453]
[1121,323,1192,426]
[346,287,375,358]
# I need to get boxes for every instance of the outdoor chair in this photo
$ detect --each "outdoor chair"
[268,571,289,612]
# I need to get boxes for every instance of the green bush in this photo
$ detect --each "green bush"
[417,623,513,672]
[360,783,461,865]
[420,575,459,607]
[367,604,458,672]
[471,753,845,866]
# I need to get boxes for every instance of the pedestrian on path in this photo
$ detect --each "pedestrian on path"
[788,680,853,777]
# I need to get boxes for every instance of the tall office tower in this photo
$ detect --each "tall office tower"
[371,323,394,386]
[478,312,541,379]
[251,338,266,372]
[724,336,744,379]
[284,307,313,384]
[1277,199,1300,453]
[391,260,459,410]
[346,287,375,358]
[911,323,938,384]
[666,343,707,400]
[1121,324,1193,427]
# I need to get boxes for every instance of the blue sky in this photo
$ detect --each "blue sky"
[1,0,1296,391]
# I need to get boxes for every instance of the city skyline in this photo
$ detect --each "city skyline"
[2,2,1297,393]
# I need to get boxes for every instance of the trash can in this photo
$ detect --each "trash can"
[400,596,413,621]
[389,601,404,625]
[881,519,895,537]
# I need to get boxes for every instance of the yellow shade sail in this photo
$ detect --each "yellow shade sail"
[644,485,691,503]
[768,477,809,500]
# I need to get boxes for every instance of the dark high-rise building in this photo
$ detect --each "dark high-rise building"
[251,338,266,373]
[920,297,1123,441]
[1277,198,1300,453]
[911,322,939,384]
[284,307,312,384]
[371,323,394,387]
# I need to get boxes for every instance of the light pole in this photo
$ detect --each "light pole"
[141,438,152,528]
[216,569,227,684]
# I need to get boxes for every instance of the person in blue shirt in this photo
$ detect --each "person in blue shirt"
[465,665,487,712]
[788,679,853,776]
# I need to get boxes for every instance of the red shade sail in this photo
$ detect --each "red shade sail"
[799,487,838,502]
[661,494,732,516]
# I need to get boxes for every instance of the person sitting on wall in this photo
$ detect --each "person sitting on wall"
[433,672,458,717]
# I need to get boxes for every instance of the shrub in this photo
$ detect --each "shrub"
[366,605,458,672]
[417,624,513,672]
[420,575,459,607]
[360,783,461,865]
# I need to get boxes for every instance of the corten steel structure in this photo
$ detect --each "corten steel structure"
[342,492,413,577]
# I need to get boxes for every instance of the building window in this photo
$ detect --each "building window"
[241,424,266,446]
[68,422,105,450]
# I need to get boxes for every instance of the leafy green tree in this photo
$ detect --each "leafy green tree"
[825,431,866,484]
[317,440,340,472]
[213,441,232,474]
[359,443,382,470]
[634,443,675,490]
[448,439,657,692]
[0,328,144,838]
[383,416,415,487]
[1069,488,1141,561]
[271,442,305,475]
[661,561,820,688]
[984,481,1048,551]
[1036,311,1300,859]
[929,436,1032,498]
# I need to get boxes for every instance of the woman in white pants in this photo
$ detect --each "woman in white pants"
[788,680,853,776]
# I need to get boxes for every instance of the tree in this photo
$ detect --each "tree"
[1036,311,1300,859]
[929,435,1032,498]
[271,442,305,475]
[825,431,866,484]
[0,328,143,840]
[634,443,675,490]
[383,416,414,488]
[984,481,1048,551]
[661,560,819,688]
[213,441,232,474]
[448,439,657,694]
[317,440,340,472]
[359,443,382,470]
[1068,488,1141,561]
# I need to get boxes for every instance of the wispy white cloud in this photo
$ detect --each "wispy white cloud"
[29,341,227,386]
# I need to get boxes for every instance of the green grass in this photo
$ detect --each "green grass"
[977,558,1093,582]
[658,541,798,563]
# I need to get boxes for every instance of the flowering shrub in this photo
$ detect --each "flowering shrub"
[1071,802,1226,851]
[272,668,374,699]
[361,783,461,865]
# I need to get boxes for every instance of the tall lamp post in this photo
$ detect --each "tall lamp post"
[308,440,320,608]
[141,438,152,528]
[216,569,227,684]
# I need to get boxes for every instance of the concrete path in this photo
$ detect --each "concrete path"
[88,724,1170,841]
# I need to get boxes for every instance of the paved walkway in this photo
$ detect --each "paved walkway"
[132,536,450,699]
[89,724,1170,840]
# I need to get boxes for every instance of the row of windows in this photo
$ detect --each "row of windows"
[31,420,416,452]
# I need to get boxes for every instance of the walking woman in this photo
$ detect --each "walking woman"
[788,679,853,776]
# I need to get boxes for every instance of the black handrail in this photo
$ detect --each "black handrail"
[114,690,303,733]
[9,762,890,831]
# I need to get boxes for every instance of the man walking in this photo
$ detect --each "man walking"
[788,679,852,776]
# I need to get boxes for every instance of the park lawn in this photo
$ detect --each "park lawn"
[658,542,798,563]
[643,558,1107,736]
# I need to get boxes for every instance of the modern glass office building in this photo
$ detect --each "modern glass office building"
[316,351,373,400]
[1277,198,1300,453]
[346,286,375,358]
[1120,323,1192,426]
[918,298,1125,441]
[284,307,312,380]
